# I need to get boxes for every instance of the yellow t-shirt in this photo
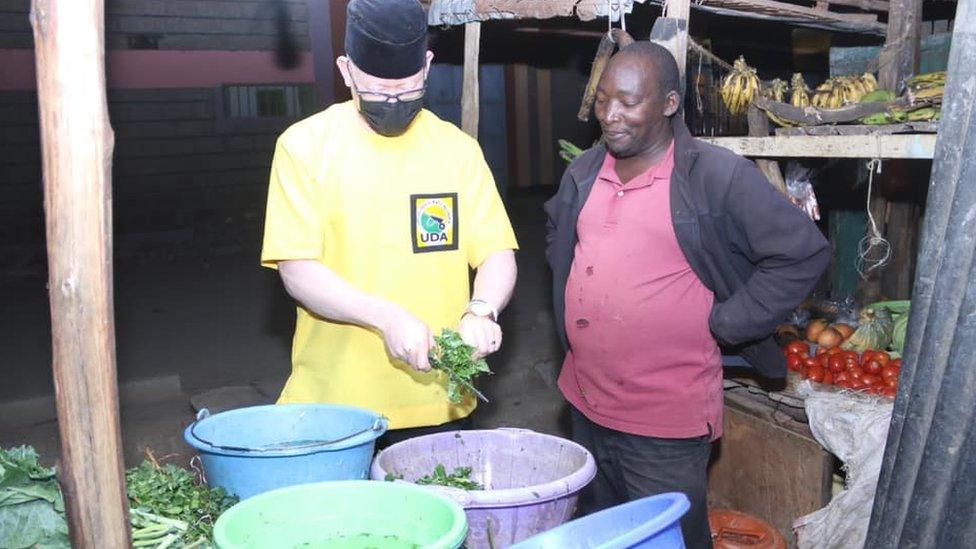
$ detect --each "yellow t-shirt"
[261,101,518,429]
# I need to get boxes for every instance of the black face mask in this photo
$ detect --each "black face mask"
[357,95,424,137]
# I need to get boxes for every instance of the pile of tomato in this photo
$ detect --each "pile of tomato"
[783,341,901,398]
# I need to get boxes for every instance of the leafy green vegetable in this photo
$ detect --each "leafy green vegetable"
[125,460,237,544]
[0,446,69,549]
[416,464,483,491]
[429,329,492,404]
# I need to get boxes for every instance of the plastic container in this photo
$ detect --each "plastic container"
[214,480,468,549]
[511,492,691,549]
[709,508,787,549]
[184,403,387,499]
[370,428,596,548]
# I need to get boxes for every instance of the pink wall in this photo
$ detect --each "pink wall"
[0,49,315,91]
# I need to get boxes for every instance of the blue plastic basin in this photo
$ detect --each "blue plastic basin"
[511,492,691,549]
[184,403,387,499]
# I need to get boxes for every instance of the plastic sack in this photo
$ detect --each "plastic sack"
[792,382,893,549]
[786,162,821,221]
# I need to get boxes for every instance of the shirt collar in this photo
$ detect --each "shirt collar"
[597,140,675,189]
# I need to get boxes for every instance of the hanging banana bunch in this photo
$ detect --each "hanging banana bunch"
[762,79,795,127]
[790,73,811,108]
[720,56,762,116]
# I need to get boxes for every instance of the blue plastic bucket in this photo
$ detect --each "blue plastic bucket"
[510,492,691,549]
[184,403,387,499]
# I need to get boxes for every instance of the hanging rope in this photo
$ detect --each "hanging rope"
[857,158,892,279]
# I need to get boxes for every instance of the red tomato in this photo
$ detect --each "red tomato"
[826,346,843,356]
[884,378,898,390]
[787,353,804,372]
[807,365,826,383]
[882,386,898,398]
[874,351,891,366]
[850,378,867,391]
[834,371,850,384]
[844,350,859,363]
[828,355,847,373]
[861,373,881,386]
[864,360,883,375]
[786,341,810,356]
[804,357,818,369]
[861,351,876,366]
[837,378,853,389]
[817,353,830,369]
[880,365,900,382]
[849,366,865,380]
[822,370,834,385]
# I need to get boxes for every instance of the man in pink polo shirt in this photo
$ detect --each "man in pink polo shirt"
[545,43,829,548]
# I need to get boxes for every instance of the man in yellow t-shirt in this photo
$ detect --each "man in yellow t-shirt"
[260,0,518,445]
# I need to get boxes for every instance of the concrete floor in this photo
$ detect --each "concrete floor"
[0,190,570,467]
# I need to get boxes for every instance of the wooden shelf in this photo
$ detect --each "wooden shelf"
[701,133,937,159]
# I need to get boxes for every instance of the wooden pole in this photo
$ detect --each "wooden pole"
[859,0,923,301]
[30,1,130,546]
[461,21,481,138]
[746,105,788,195]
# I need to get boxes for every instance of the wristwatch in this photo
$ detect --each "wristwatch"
[464,299,498,322]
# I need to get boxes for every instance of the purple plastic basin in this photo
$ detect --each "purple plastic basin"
[370,428,597,549]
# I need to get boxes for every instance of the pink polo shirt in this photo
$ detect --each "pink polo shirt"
[558,144,724,440]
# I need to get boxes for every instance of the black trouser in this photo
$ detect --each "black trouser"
[375,416,474,450]
[571,407,714,549]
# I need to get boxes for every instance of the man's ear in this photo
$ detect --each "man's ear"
[663,90,681,117]
[336,56,353,87]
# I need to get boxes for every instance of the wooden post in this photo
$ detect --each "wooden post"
[860,0,923,301]
[461,21,481,138]
[30,1,130,547]
[746,105,788,194]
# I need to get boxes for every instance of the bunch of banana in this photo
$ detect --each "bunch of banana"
[860,89,897,103]
[906,71,946,106]
[761,79,795,127]
[811,73,880,108]
[790,73,811,108]
[906,106,940,121]
[720,56,761,116]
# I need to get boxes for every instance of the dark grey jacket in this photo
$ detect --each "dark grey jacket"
[544,117,830,378]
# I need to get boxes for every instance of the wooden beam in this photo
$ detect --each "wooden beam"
[29,0,130,547]
[461,21,481,138]
[702,134,937,159]
[536,67,554,186]
[825,0,890,11]
[700,0,886,31]
[513,63,532,187]
[747,105,788,194]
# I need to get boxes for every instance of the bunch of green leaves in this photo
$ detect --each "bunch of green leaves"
[125,460,237,544]
[429,329,492,404]
[416,465,483,491]
[0,446,69,549]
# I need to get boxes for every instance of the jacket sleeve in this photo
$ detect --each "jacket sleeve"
[709,158,831,345]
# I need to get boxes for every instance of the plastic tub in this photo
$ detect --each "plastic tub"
[214,480,467,549]
[184,403,387,499]
[511,492,691,549]
[370,428,596,548]
[709,508,786,549]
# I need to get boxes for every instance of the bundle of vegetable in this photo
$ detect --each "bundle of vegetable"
[429,329,492,404]
[416,465,483,491]
[558,139,584,164]
[0,446,69,549]
[841,307,894,353]
[126,460,237,545]
[130,508,199,549]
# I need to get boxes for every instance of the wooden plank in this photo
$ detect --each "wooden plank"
[747,104,788,194]
[30,0,131,546]
[709,392,833,543]
[535,67,554,186]
[702,134,937,159]
[700,0,885,29]
[774,122,938,135]
[825,0,890,11]
[513,63,532,187]
[461,21,480,138]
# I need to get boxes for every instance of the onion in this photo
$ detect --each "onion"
[831,323,855,340]
[806,319,829,343]
[817,327,844,349]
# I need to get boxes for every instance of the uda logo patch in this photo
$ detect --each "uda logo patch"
[411,193,459,253]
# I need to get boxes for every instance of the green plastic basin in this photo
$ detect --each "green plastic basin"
[214,480,467,549]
